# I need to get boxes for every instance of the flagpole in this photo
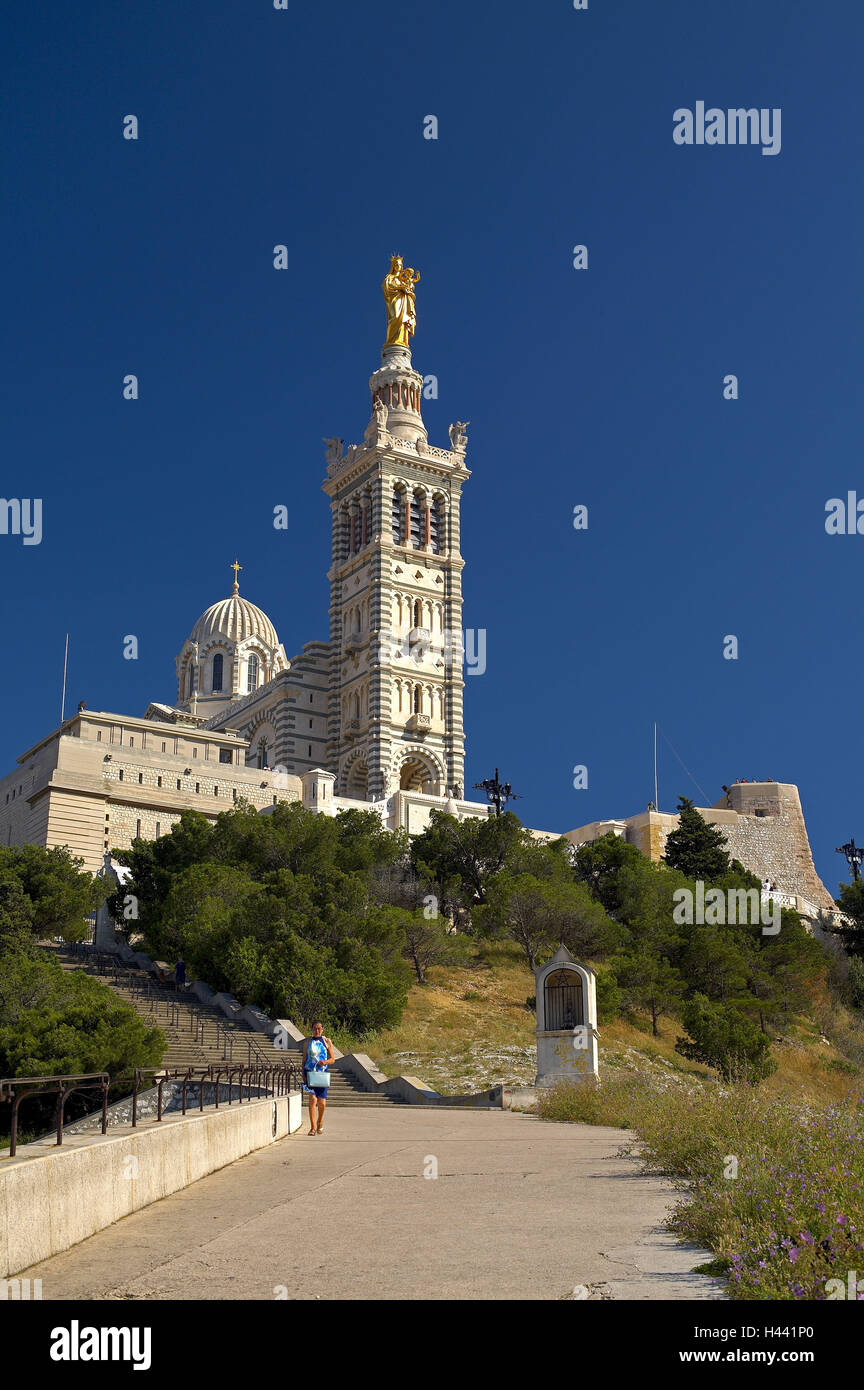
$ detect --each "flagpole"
[60,633,69,724]
[653,721,659,811]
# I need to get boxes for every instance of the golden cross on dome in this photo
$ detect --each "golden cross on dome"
[231,559,242,594]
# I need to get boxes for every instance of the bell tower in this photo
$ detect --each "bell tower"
[322,259,470,804]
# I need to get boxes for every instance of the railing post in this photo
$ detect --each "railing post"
[9,1093,21,1157]
[55,1086,66,1147]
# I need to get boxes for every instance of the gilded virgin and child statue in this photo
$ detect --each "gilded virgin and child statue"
[382,255,420,348]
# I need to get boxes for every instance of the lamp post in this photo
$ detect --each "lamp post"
[473,768,519,818]
[836,837,864,882]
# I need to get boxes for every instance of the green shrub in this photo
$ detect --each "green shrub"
[675,994,776,1082]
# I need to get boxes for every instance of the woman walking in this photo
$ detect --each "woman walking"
[303,1021,335,1135]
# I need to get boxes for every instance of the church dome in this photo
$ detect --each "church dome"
[190,592,281,649]
[175,563,290,717]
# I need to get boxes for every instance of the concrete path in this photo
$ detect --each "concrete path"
[16,1107,724,1301]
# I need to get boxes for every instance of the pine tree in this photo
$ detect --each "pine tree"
[827,878,864,957]
[663,797,730,881]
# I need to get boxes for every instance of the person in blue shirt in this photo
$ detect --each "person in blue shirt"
[302,1021,335,1135]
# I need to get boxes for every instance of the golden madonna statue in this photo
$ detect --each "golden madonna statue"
[382,255,420,348]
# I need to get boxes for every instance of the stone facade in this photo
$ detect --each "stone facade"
[0,711,302,874]
[321,341,469,802]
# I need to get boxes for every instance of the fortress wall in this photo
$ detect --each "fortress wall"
[567,783,835,913]
[710,783,835,910]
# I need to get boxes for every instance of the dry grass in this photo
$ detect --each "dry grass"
[332,938,864,1101]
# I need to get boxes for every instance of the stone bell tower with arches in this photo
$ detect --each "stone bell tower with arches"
[322,258,470,804]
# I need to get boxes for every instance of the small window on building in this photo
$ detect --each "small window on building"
[193,748,198,758]
[273,795,277,805]
[176,779,181,790]
[310,693,314,702]
[214,786,219,796]
[233,789,238,802]
[157,776,163,788]
[195,783,200,794]
[129,737,134,748]
[155,822,160,837]
[138,773,143,784]
[161,741,166,753]
[136,820,141,838]
[219,748,232,764]
[755,809,767,818]
[97,731,102,742]
[309,719,313,729]
[118,770,124,782]
[308,745,312,757]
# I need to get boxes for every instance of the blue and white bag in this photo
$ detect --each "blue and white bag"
[306,1067,331,1089]
[306,1037,331,1089]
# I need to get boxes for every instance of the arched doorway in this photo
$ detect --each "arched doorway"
[346,760,369,800]
[544,969,584,1031]
[399,757,438,795]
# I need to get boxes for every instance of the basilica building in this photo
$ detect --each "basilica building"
[0,261,494,874]
[165,280,472,809]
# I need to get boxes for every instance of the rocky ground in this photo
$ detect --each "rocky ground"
[377,1040,713,1097]
[381,1044,536,1093]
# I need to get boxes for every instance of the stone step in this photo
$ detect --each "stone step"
[53,945,405,1104]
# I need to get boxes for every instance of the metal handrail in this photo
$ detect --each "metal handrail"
[0,1073,110,1158]
[63,943,282,1069]
[2,1061,300,1158]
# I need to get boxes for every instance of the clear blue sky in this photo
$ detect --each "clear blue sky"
[1,1,861,893]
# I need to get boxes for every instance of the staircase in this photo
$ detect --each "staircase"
[52,945,402,1107]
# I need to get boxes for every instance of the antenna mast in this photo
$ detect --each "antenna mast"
[60,633,69,724]
[653,721,659,811]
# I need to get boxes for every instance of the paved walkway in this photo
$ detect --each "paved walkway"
[17,1107,724,1301]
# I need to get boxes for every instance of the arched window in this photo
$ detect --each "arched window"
[188,665,196,698]
[413,684,422,714]
[257,738,268,769]
[212,653,223,692]
[392,487,405,544]
[544,969,584,1030]
[430,497,444,554]
[413,599,423,629]
[410,492,424,548]
[246,654,259,692]
[339,506,350,560]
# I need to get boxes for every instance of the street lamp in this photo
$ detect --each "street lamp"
[836,837,864,882]
[473,768,519,818]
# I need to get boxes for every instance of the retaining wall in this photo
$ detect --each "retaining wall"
[0,1090,302,1277]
